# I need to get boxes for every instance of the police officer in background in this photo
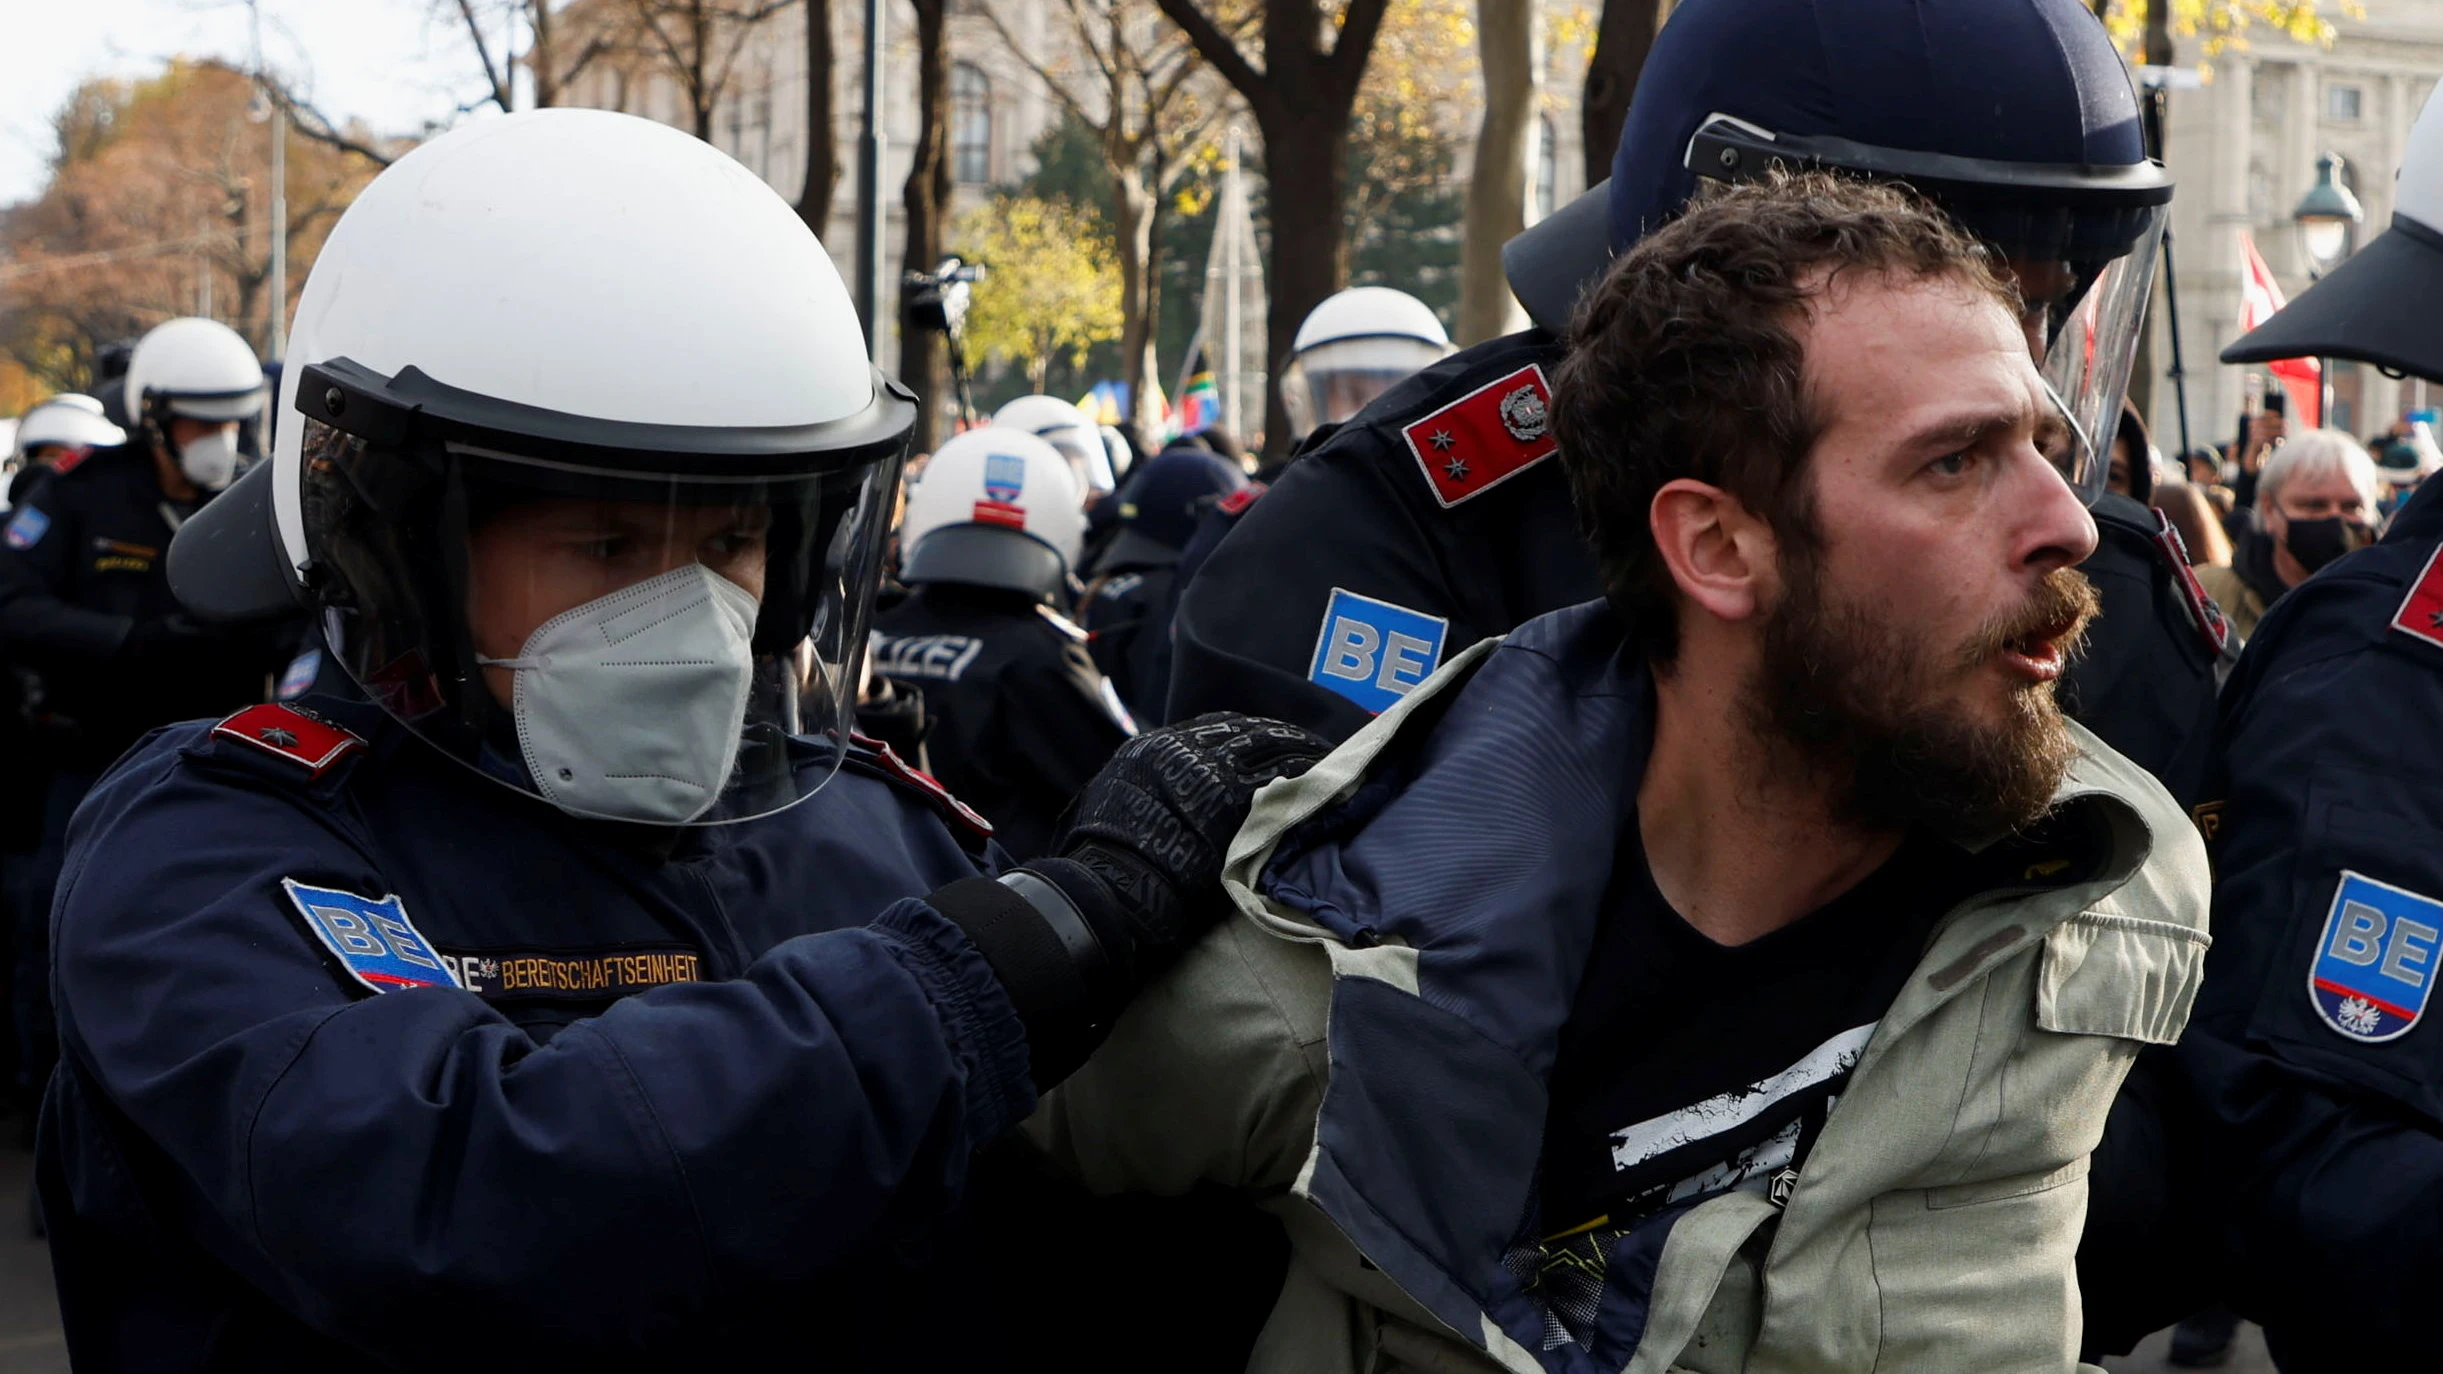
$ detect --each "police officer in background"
[2144,81,2443,1371]
[0,319,290,1108]
[5,394,124,506]
[873,426,1133,859]
[40,109,1323,1370]
[1169,0,2231,816]
[1086,442,1247,725]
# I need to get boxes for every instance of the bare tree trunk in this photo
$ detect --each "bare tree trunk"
[1260,132,1346,454]
[1154,0,1392,461]
[1113,171,1164,434]
[900,0,953,450]
[795,0,840,233]
[1459,0,1539,346]
[691,2,717,139]
[1581,0,1668,186]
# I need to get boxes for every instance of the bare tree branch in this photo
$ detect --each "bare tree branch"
[1152,0,1269,119]
[451,0,515,110]
[981,2,1098,127]
[260,77,396,167]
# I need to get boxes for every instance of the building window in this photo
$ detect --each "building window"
[1533,116,1558,220]
[952,63,992,185]
[2329,83,2364,121]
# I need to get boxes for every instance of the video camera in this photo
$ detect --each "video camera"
[903,256,986,336]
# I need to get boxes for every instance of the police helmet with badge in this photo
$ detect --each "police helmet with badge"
[994,394,1115,498]
[899,426,1087,600]
[1279,287,1454,443]
[123,317,266,494]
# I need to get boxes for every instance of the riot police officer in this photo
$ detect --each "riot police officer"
[1169,0,2230,814]
[2152,79,2443,1371]
[0,319,289,1107]
[5,393,124,506]
[873,427,1132,859]
[40,109,1320,1370]
[1086,443,1247,725]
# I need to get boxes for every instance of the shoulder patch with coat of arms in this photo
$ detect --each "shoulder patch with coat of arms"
[2391,542,2443,652]
[1400,364,1559,509]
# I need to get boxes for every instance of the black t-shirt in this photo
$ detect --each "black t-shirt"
[1529,809,2100,1347]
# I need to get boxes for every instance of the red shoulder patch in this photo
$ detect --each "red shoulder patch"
[2147,509,2235,658]
[849,731,994,839]
[2391,544,2443,651]
[1217,483,1266,517]
[1400,364,1558,509]
[212,703,365,776]
[46,447,93,476]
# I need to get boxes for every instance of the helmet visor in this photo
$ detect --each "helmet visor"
[299,419,901,826]
[1280,336,1452,437]
[2028,204,2167,507]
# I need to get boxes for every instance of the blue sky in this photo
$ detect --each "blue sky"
[3,0,498,206]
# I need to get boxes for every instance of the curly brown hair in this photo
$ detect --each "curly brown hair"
[1548,171,2020,667]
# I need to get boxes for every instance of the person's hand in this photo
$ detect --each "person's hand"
[2242,410,2286,471]
[925,713,1331,1086]
[1034,713,1331,984]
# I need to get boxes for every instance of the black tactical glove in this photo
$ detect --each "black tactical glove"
[927,713,1330,1087]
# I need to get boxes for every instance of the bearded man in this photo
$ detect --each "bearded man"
[1022,175,2211,1373]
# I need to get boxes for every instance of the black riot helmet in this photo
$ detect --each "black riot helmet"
[1506,0,2171,507]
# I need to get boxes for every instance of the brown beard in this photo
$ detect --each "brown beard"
[1744,553,2100,839]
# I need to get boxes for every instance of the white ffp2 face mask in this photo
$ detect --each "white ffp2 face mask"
[477,561,761,824]
[177,424,240,491]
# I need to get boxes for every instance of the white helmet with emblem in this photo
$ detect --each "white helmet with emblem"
[991,394,1114,495]
[165,107,914,826]
[13,393,126,461]
[1280,286,1454,440]
[900,426,1085,598]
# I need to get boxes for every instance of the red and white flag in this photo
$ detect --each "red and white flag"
[2239,230,2325,425]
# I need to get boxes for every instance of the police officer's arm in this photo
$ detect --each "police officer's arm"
[53,754,1036,1361]
[0,478,128,666]
[2172,597,2443,1345]
[1165,449,1462,743]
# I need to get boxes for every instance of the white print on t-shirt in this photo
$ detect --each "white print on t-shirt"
[1607,1022,1876,1173]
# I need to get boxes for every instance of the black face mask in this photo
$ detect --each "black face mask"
[2283,516,2373,575]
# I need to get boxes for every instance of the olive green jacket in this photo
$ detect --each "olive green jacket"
[1029,611,2211,1373]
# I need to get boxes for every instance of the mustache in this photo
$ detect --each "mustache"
[1957,568,2101,672]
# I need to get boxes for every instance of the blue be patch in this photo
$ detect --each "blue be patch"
[4,507,49,551]
[1307,587,1449,715]
[276,648,322,700]
[2309,870,2443,1042]
[283,879,461,995]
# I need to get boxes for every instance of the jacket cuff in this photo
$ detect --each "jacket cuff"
[868,898,1038,1143]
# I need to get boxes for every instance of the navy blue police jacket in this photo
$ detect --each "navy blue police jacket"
[2159,474,2443,1369]
[36,691,1033,1372]
[1166,331,2232,807]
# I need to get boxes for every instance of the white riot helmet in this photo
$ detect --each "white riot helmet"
[1279,287,1453,439]
[126,318,266,492]
[14,394,126,463]
[1098,424,1133,484]
[992,394,1114,495]
[899,427,1085,598]
[166,109,913,826]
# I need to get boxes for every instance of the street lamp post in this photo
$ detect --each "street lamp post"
[2293,150,2366,427]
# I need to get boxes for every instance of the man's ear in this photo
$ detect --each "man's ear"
[1649,478,1778,624]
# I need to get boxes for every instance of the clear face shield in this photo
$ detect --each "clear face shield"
[292,360,908,827]
[1685,115,2173,507]
[1280,335,1454,439]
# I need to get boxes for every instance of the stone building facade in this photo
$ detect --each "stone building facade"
[2158,2,2443,451]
